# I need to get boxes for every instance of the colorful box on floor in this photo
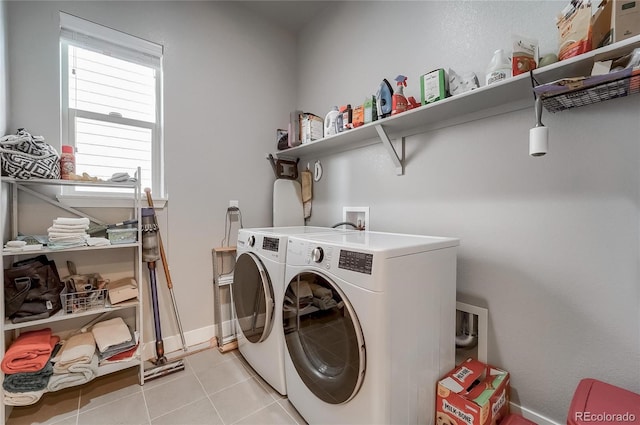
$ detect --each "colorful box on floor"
[567,378,640,425]
[436,358,510,425]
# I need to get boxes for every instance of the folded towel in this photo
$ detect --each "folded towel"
[87,237,110,247]
[5,240,27,248]
[308,282,332,299]
[48,354,98,392]
[47,233,88,241]
[291,280,313,300]
[3,361,53,393]
[98,328,136,361]
[3,389,45,406]
[53,332,96,374]
[312,296,338,310]
[1,329,60,374]
[91,317,132,353]
[47,224,89,233]
[53,217,90,226]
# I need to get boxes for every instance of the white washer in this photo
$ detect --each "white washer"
[282,231,459,424]
[233,226,357,395]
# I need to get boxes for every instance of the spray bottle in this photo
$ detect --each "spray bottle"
[391,75,408,115]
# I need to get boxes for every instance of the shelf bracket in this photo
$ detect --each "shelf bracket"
[374,124,404,175]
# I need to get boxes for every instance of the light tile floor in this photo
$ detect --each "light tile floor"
[7,348,308,425]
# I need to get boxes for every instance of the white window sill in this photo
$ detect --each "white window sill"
[56,194,167,209]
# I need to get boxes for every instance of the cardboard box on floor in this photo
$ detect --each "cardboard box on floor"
[436,358,510,425]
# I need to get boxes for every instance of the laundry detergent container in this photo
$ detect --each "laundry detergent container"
[567,378,640,425]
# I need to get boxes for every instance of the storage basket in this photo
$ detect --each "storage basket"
[60,287,108,314]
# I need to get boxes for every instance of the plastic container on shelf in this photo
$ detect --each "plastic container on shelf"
[485,49,512,86]
[107,227,137,244]
[60,145,75,180]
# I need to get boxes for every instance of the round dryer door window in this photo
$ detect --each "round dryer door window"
[283,271,365,404]
[233,252,275,343]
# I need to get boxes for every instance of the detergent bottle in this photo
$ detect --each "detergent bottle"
[391,75,408,115]
[324,106,340,137]
[486,49,512,86]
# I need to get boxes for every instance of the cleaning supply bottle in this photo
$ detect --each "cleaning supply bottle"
[485,49,512,86]
[341,104,352,131]
[391,75,408,115]
[60,145,75,180]
[324,106,340,137]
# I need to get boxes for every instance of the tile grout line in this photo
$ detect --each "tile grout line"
[187,356,228,425]
[141,385,153,425]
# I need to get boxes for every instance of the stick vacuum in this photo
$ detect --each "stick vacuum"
[142,207,185,381]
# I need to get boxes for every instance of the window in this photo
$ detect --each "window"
[60,12,164,197]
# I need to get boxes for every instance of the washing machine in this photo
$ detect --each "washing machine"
[282,231,459,424]
[233,226,357,395]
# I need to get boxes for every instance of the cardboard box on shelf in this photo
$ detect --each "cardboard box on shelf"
[591,0,640,49]
[107,277,138,305]
[436,358,510,425]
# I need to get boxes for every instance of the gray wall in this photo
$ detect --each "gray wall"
[297,1,640,422]
[6,1,294,343]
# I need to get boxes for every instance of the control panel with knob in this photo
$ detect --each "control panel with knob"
[248,235,255,247]
[311,247,324,263]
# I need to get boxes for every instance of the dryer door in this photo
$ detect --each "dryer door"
[233,252,275,343]
[283,271,366,404]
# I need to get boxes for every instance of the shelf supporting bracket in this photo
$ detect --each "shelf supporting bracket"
[375,124,404,175]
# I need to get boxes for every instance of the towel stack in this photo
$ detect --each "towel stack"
[91,317,137,363]
[1,328,60,406]
[309,282,338,310]
[48,332,99,392]
[47,217,90,249]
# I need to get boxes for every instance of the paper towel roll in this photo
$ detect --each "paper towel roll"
[529,126,548,157]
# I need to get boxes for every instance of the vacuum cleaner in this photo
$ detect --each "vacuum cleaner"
[141,207,185,381]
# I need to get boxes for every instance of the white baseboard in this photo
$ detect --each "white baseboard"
[510,402,561,425]
[141,320,237,361]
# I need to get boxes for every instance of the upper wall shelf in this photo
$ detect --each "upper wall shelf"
[273,35,640,174]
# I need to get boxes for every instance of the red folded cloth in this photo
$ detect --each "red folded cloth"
[1,328,60,374]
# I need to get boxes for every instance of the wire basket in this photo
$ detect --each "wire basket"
[533,66,640,113]
[60,287,108,314]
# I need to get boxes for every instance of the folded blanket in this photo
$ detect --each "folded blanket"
[48,353,98,392]
[3,361,53,393]
[53,217,90,226]
[3,389,45,406]
[53,332,96,374]
[1,329,60,374]
[87,237,110,247]
[91,317,132,353]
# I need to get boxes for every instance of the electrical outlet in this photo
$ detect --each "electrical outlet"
[229,200,239,208]
[343,206,369,230]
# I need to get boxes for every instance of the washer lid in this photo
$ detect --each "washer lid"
[233,252,275,343]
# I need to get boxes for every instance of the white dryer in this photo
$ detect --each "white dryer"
[233,226,357,395]
[282,231,459,424]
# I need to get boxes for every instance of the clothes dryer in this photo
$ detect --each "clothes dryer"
[233,226,357,395]
[282,231,459,424]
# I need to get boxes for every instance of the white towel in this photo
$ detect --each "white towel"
[309,282,332,300]
[91,317,133,353]
[3,389,45,406]
[48,225,89,233]
[48,354,98,392]
[87,237,110,247]
[53,332,97,374]
[53,217,90,226]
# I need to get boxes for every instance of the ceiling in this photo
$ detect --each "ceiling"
[236,1,333,34]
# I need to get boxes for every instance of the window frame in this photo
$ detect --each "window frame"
[59,14,165,202]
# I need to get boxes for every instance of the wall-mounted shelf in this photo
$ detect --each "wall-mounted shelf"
[273,35,640,174]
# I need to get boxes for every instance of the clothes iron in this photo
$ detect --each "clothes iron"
[375,79,393,119]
